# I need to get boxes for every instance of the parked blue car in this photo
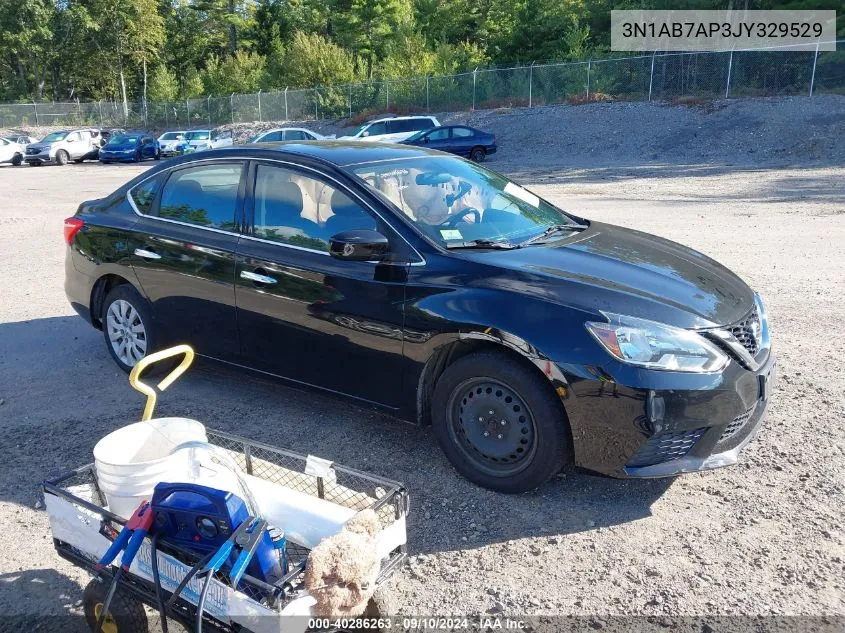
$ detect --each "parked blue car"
[99,133,161,163]
[401,125,497,162]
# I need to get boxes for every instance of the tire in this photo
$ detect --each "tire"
[133,150,142,163]
[101,160,111,164]
[11,153,22,166]
[101,284,159,374]
[431,350,571,493]
[153,150,161,161]
[55,150,69,166]
[470,147,486,162]
[83,577,149,633]
[74,157,84,163]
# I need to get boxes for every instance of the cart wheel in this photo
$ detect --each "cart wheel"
[340,590,394,632]
[83,578,149,633]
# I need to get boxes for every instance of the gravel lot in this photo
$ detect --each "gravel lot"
[0,97,843,631]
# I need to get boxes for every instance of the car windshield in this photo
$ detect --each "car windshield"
[159,132,182,140]
[404,129,428,142]
[185,131,210,140]
[347,124,368,137]
[350,156,580,246]
[107,135,137,145]
[41,132,68,143]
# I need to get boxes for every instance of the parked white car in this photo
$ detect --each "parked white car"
[0,136,31,166]
[183,128,234,153]
[339,115,440,143]
[157,130,186,156]
[246,127,326,143]
[23,128,102,165]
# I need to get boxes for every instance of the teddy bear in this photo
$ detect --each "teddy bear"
[304,509,382,617]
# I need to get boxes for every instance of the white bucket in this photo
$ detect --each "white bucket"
[93,418,207,518]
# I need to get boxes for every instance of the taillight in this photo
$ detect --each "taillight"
[64,217,84,245]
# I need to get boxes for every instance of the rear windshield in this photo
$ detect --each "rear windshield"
[185,131,210,140]
[160,132,182,140]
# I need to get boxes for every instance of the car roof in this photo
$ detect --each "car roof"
[367,115,438,124]
[207,140,446,167]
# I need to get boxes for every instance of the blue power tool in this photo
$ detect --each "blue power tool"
[151,482,285,587]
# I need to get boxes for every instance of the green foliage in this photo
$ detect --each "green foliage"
[0,0,840,103]
[201,50,266,94]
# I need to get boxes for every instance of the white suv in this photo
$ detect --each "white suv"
[340,116,440,143]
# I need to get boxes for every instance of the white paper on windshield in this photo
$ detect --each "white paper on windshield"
[440,229,463,240]
[504,182,540,208]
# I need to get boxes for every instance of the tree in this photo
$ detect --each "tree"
[148,65,179,101]
[0,0,54,100]
[333,0,411,79]
[201,51,266,94]
[281,31,356,87]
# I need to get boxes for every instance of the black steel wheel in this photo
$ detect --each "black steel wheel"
[11,153,22,166]
[470,147,486,162]
[432,350,572,493]
[133,149,142,162]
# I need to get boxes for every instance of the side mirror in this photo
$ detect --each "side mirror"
[424,136,430,143]
[329,230,389,262]
[361,131,370,137]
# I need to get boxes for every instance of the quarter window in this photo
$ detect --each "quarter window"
[129,174,165,215]
[158,163,242,230]
[252,164,376,252]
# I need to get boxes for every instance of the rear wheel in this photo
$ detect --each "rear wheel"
[83,578,148,633]
[11,153,22,166]
[153,149,161,161]
[101,284,158,373]
[432,350,571,493]
[55,150,69,166]
[470,147,486,162]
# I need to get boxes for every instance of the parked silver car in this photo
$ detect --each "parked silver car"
[24,129,103,166]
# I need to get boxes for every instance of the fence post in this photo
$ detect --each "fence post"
[207,96,212,126]
[528,62,535,108]
[98,100,103,126]
[33,102,38,126]
[725,49,734,99]
[648,52,656,101]
[386,81,390,110]
[586,59,592,100]
[230,93,235,123]
[472,67,478,110]
[809,39,820,96]
[426,75,430,112]
[348,84,352,118]
[315,87,319,120]
[257,90,262,122]
[186,99,190,122]
[164,101,168,127]
[284,87,288,121]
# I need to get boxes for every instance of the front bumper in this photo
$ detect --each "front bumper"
[563,350,775,478]
[24,153,54,164]
[99,152,136,162]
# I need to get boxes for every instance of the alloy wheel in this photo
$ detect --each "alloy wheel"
[106,299,147,366]
[447,378,537,476]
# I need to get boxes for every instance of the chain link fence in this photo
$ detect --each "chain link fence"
[1,40,842,130]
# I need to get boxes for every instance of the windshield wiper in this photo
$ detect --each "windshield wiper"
[518,223,587,247]
[446,239,517,250]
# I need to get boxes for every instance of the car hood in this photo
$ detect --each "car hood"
[460,221,754,328]
[102,144,135,152]
[28,142,56,151]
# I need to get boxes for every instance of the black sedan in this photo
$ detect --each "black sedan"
[401,125,496,162]
[64,142,774,493]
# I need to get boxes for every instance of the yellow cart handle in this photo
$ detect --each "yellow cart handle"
[128,344,195,421]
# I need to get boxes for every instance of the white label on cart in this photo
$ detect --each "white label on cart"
[305,455,336,482]
[136,542,229,618]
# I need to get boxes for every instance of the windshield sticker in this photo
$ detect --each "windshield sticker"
[440,229,463,240]
[504,182,540,208]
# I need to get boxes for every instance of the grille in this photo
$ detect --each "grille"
[726,306,761,356]
[719,401,758,442]
[25,147,40,155]
[626,428,706,468]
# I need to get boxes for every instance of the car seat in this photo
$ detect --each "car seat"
[324,191,376,237]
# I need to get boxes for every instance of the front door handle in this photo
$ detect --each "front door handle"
[134,248,161,260]
[241,270,277,285]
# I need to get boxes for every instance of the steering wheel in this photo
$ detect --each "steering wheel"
[439,208,481,228]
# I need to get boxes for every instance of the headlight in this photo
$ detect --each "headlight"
[585,313,728,373]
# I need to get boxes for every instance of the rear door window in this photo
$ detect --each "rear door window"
[453,127,474,138]
[130,174,166,215]
[365,122,387,136]
[158,163,244,230]
[261,131,283,142]
[284,130,308,141]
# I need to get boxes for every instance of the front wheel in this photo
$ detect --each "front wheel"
[153,150,161,161]
[101,284,158,373]
[470,147,486,162]
[133,150,142,163]
[431,351,571,493]
[83,578,149,633]
[55,150,69,166]
[11,153,22,166]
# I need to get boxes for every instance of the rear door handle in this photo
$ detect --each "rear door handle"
[134,248,161,260]
[241,270,277,285]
